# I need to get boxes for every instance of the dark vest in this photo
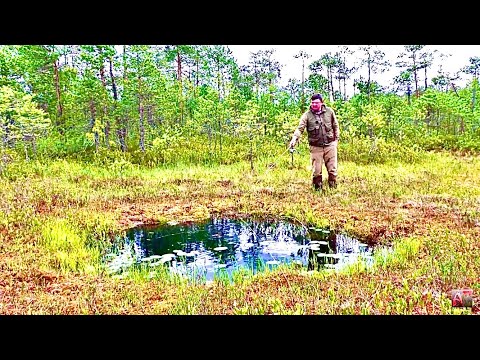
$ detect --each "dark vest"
[305,107,336,146]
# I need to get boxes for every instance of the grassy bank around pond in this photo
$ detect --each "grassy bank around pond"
[0,150,479,314]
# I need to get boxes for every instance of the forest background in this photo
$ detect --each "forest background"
[1,44,479,169]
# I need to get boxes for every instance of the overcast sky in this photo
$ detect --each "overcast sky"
[227,45,480,94]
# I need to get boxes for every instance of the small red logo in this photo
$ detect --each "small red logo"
[451,288,473,308]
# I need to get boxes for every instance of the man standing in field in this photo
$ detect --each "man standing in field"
[289,93,340,191]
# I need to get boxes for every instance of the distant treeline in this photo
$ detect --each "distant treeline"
[1,45,479,167]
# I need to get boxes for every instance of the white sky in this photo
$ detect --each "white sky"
[228,45,480,94]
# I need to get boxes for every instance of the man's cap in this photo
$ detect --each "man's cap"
[311,93,323,101]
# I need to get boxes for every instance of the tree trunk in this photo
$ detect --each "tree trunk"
[53,59,64,134]
[424,67,428,90]
[414,66,419,97]
[250,137,254,171]
[109,57,118,101]
[472,76,477,111]
[219,107,223,162]
[177,48,184,124]
[117,119,127,152]
[329,67,334,102]
[337,77,341,100]
[147,104,154,126]
[99,65,110,148]
[301,59,305,112]
[139,96,145,152]
[195,55,199,97]
[367,58,371,102]
[89,99,99,152]
[109,56,126,151]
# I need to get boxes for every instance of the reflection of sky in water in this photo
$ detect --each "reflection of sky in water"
[104,218,381,281]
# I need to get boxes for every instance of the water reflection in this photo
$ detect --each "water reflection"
[104,218,376,282]
[307,230,373,271]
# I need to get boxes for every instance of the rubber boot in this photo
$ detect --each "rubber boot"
[328,174,337,189]
[312,175,322,191]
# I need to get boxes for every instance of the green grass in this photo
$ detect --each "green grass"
[1,143,479,314]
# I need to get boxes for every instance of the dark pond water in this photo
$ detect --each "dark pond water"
[104,218,379,282]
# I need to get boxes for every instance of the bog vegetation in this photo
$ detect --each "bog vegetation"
[0,45,479,314]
